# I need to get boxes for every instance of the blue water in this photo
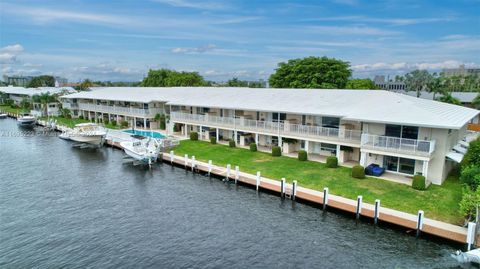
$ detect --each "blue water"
[0,118,471,268]
[123,129,165,138]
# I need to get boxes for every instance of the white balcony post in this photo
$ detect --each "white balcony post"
[422,161,429,179]
[143,118,147,129]
[360,151,367,167]
[336,144,341,160]
[255,133,259,144]
[216,128,219,141]
[305,140,309,153]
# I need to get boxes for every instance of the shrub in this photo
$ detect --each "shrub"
[459,187,480,222]
[229,139,236,147]
[460,166,480,191]
[298,150,307,161]
[173,123,180,132]
[412,174,427,190]
[352,165,365,179]
[326,156,338,168]
[190,131,198,141]
[250,143,257,152]
[111,120,117,126]
[272,146,281,157]
[462,138,480,168]
[78,115,84,120]
[120,120,128,127]
[210,137,216,144]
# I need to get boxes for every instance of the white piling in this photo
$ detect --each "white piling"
[235,166,239,184]
[467,222,477,251]
[356,195,363,219]
[226,164,231,180]
[281,178,286,198]
[191,156,196,171]
[416,210,424,237]
[170,150,174,164]
[256,171,261,191]
[184,154,188,168]
[292,180,297,200]
[208,160,212,176]
[374,199,381,225]
[323,187,329,210]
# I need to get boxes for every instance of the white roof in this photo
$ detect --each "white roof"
[0,86,76,96]
[61,87,480,129]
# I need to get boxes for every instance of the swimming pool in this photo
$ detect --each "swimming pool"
[123,129,165,139]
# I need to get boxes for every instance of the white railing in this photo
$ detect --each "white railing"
[78,103,159,117]
[171,112,362,143]
[361,134,435,156]
[62,103,78,109]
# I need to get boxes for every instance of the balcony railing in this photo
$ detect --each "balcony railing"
[62,103,78,109]
[361,134,435,157]
[171,112,362,143]
[78,103,159,117]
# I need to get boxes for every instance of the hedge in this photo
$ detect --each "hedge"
[250,143,257,152]
[272,146,281,157]
[120,121,128,127]
[352,165,365,179]
[190,131,198,141]
[210,137,217,144]
[460,165,480,191]
[229,139,236,147]
[412,174,427,191]
[326,156,338,168]
[298,150,307,161]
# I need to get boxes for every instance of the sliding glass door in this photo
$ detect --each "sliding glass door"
[383,156,416,175]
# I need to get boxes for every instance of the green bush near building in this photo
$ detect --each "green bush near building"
[352,165,365,179]
[250,143,257,152]
[229,139,236,147]
[120,121,128,127]
[210,137,217,144]
[326,156,338,168]
[190,132,199,141]
[412,174,427,190]
[272,146,281,157]
[298,150,307,161]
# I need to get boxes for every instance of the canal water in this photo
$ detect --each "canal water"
[0,118,470,268]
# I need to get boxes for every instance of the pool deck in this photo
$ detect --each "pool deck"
[162,152,471,245]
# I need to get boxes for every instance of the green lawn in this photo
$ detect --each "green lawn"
[0,105,26,114]
[174,140,463,224]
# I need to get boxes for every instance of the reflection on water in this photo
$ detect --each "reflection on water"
[0,118,470,268]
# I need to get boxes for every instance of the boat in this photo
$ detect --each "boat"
[65,123,107,146]
[17,113,36,127]
[120,136,161,165]
[452,248,480,264]
[0,113,7,119]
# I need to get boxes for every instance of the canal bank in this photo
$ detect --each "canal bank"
[1,112,474,247]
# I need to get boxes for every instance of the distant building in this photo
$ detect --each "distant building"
[55,77,68,87]
[442,64,480,77]
[373,75,406,91]
[2,75,34,87]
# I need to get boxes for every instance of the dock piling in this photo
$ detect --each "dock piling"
[467,222,476,251]
[208,160,212,176]
[323,187,329,210]
[281,178,286,198]
[191,156,196,172]
[226,164,231,180]
[184,154,188,169]
[416,210,424,238]
[374,199,380,225]
[170,151,174,164]
[292,180,297,201]
[256,172,261,191]
[235,166,239,184]
[356,195,363,220]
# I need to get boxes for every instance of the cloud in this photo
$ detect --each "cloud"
[151,0,227,10]
[352,60,478,72]
[307,25,401,36]
[0,44,24,63]
[201,69,268,80]
[304,16,455,26]
[171,44,217,54]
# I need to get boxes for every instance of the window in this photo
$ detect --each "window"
[401,126,419,140]
[385,125,401,137]
[322,117,340,128]
[383,156,416,175]
[320,143,337,154]
[385,125,418,140]
[272,112,286,122]
[384,156,399,172]
[302,115,306,125]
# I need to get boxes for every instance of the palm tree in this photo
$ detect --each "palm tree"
[404,70,433,97]
[32,92,58,117]
[472,94,480,110]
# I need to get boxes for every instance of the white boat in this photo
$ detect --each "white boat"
[0,113,7,119]
[65,123,107,146]
[17,113,36,127]
[120,137,161,165]
[452,248,480,264]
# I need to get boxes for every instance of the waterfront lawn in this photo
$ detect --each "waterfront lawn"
[0,105,25,114]
[174,140,463,224]
[41,116,90,128]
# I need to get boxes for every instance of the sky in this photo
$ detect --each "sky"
[0,0,479,82]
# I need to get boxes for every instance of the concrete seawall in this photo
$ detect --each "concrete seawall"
[161,152,469,244]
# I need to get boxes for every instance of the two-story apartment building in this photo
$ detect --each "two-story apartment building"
[60,87,480,185]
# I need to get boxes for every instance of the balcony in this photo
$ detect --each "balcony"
[171,112,362,144]
[62,102,78,109]
[78,103,159,117]
[361,134,435,158]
